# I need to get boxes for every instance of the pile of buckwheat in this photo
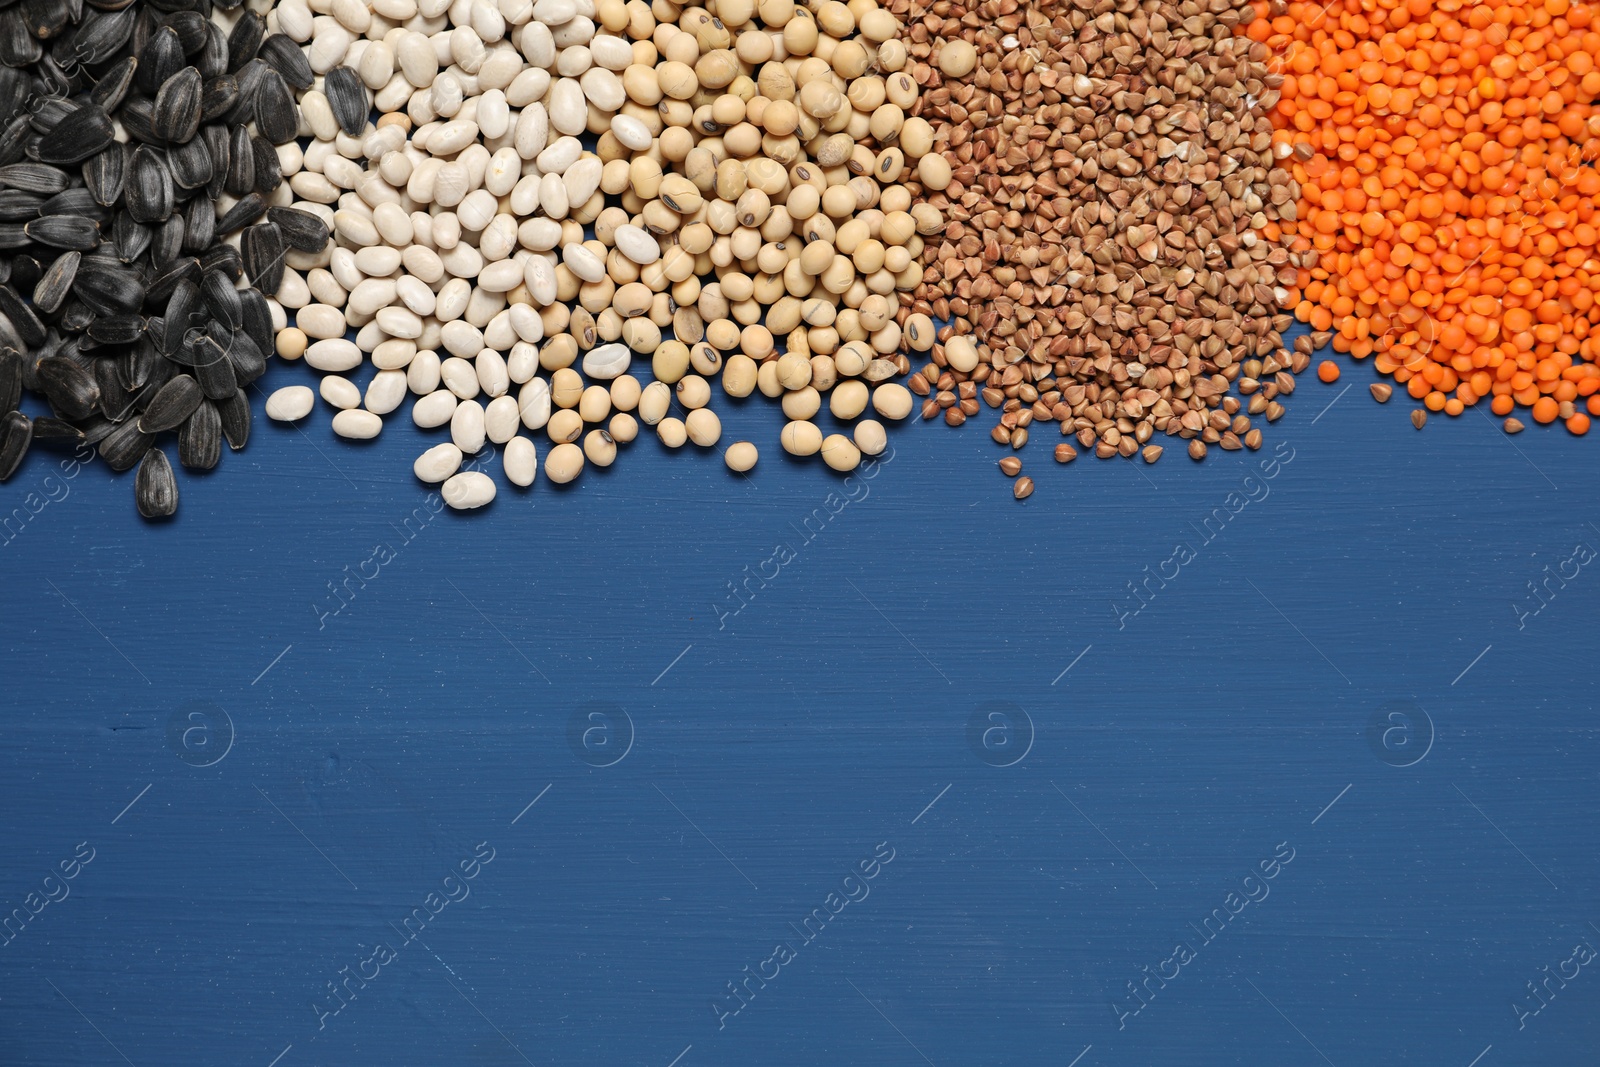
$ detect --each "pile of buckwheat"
[887,0,1308,496]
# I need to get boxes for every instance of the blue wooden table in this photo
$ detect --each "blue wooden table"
[3,327,1596,1067]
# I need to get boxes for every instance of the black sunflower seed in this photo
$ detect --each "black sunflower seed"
[136,26,182,96]
[98,417,152,472]
[137,370,201,431]
[117,98,161,146]
[144,255,197,304]
[166,11,207,55]
[151,212,184,267]
[167,133,211,191]
[153,65,201,144]
[323,66,368,136]
[225,327,265,384]
[203,123,228,201]
[182,193,213,251]
[34,250,79,313]
[37,355,100,419]
[238,285,270,354]
[36,104,115,165]
[93,356,134,419]
[177,399,219,470]
[200,74,238,120]
[135,446,177,518]
[84,146,125,207]
[92,67,140,121]
[266,206,328,253]
[257,34,312,89]
[197,21,227,78]
[0,161,70,195]
[126,145,174,223]
[0,409,30,481]
[224,123,253,196]
[21,0,71,39]
[0,258,9,284]
[72,259,143,314]
[0,348,19,416]
[225,11,261,71]
[25,215,101,251]
[216,192,265,235]
[0,283,46,346]
[42,189,105,223]
[240,222,282,294]
[0,189,42,221]
[32,416,84,447]
[112,209,151,262]
[199,243,242,282]
[58,299,96,334]
[192,335,236,398]
[201,270,241,329]
[253,69,296,145]
[121,339,156,390]
[0,11,44,68]
[87,313,144,345]
[249,134,280,194]
[163,278,198,344]
[0,223,31,249]
[217,388,249,450]
[225,58,265,128]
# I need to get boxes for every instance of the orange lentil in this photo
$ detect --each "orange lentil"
[1250,0,1600,431]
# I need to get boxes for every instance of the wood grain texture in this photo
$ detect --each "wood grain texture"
[1,325,1597,1067]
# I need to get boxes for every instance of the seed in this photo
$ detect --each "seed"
[265,385,314,422]
[584,429,617,466]
[1411,410,1427,430]
[135,448,179,519]
[33,250,79,313]
[178,402,221,470]
[725,441,758,472]
[218,390,251,450]
[126,146,175,223]
[0,348,20,416]
[0,409,30,481]
[821,433,860,472]
[201,75,241,122]
[216,193,267,236]
[36,104,115,165]
[138,373,203,432]
[1012,476,1035,501]
[1369,383,1392,403]
[323,67,368,137]
[153,67,202,144]
[1054,444,1077,463]
[257,35,314,91]
[1317,361,1341,384]
[25,215,100,251]
[504,437,537,487]
[414,441,464,482]
[241,222,284,294]
[31,417,85,447]
[1188,440,1208,461]
[545,441,585,483]
[266,206,329,253]
[253,69,298,146]
[227,13,264,72]
[98,419,153,472]
[36,356,100,420]
[332,409,383,439]
[194,337,239,400]
[0,162,71,195]
[1503,418,1525,434]
[1142,445,1164,463]
[998,456,1022,476]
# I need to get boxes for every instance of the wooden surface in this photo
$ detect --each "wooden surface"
[2,328,1597,1067]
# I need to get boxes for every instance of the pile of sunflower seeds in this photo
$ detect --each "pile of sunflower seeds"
[0,0,312,519]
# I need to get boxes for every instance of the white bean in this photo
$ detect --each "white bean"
[265,386,315,421]
[414,442,464,482]
[320,375,363,409]
[451,398,487,453]
[332,409,384,438]
[442,470,496,508]
[413,388,459,427]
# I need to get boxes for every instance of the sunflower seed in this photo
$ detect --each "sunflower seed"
[323,66,368,137]
[200,74,238,121]
[0,162,69,195]
[225,58,266,128]
[87,314,145,345]
[163,279,199,348]
[22,0,71,41]
[257,34,313,90]
[41,188,103,220]
[249,134,280,194]
[238,286,270,354]
[224,124,253,196]
[28,98,75,136]
[217,388,249,450]
[58,300,95,334]
[178,197,211,254]
[69,10,136,68]
[226,12,262,72]
[37,355,100,419]
[0,10,43,67]
[135,446,177,519]
[0,189,42,221]
[0,115,32,168]
[72,259,143,314]
[203,123,228,201]
[166,12,209,56]
[262,208,324,255]
[154,66,202,143]
[0,223,28,249]
[138,371,202,431]
[137,26,182,96]
[36,104,115,165]
[83,145,125,207]
[215,192,266,236]
[197,21,227,78]
[199,243,243,282]
[201,270,241,330]
[126,146,174,223]
[93,356,134,419]
[26,215,101,251]
[253,69,296,145]
[142,256,196,306]
[167,133,212,191]
[31,416,84,447]
[151,213,184,267]
[112,209,151,262]
[0,409,29,481]
[0,283,45,346]
[193,335,237,398]
[118,98,161,145]
[240,221,283,294]
[225,328,264,384]
[34,250,79,313]
[0,348,19,416]
[89,55,137,110]
[98,417,152,472]
[178,399,220,470]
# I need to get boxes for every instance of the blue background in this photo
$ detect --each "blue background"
[2,323,1596,1067]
